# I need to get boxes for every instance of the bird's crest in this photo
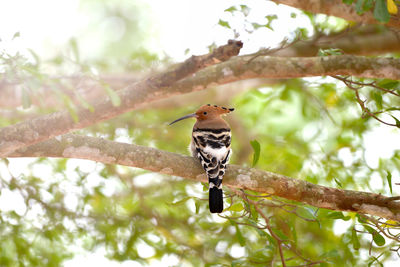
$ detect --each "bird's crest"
[195,104,234,121]
[169,104,234,125]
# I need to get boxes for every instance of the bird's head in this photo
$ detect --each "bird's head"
[169,104,234,125]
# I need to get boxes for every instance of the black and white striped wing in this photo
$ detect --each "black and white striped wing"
[192,128,231,188]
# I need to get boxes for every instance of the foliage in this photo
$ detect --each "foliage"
[343,0,399,22]
[1,0,400,266]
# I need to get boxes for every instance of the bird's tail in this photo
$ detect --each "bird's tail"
[209,176,223,213]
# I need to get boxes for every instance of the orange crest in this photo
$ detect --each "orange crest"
[195,104,234,121]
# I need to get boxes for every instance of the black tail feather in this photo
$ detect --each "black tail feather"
[209,187,223,213]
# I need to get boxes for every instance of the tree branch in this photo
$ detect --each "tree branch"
[0,40,243,157]
[1,54,399,157]
[272,0,400,29]
[8,134,400,222]
[2,26,399,110]
[270,25,400,57]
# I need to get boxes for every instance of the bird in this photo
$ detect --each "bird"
[169,104,234,213]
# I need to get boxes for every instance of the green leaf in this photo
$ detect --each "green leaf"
[372,232,386,246]
[250,204,258,221]
[248,248,274,263]
[365,0,374,10]
[239,5,250,16]
[334,178,343,188]
[104,85,121,107]
[363,225,386,246]
[195,201,200,214]
[75,92,94,112]
[69,38,80,62]
[343,0,355,4]
[224,6,237,13]
[201,182,208,192]
[378,80,399,89]
[326,211,350,221]
[28,48,40,67]
[250,140,261,167]
[355,0,374,14]
[322,249,340,259]
[351,228,361,250]
[371,91,383,110]
[326,211,344,219]
[390,115,400,128]
[21,87,31,109]
[357,214,368,224]
[374,0,390,23]
[12,31,20,40]
[387,171,393,194]
[226,202,244,212]
[245,218,266,237]
[297,206,317,221]
[252,22,265,30]
[65,102,79,123]
[271,228,288,240]
[229,219,246,246]
[355,0,366,14]
[231,259,246,267]
[218,19,231,29]
[318,48,344,56]
[170,196,191,206]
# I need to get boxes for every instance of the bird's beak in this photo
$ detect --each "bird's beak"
[169,113,197,125]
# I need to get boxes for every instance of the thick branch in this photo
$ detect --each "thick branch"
[0,40,243,157]
[0,74,139,109]
[1,54,399,157]
[9,134,400,222]
[271,25,400,57]
[272,0,400,29]
[2,26,399,110]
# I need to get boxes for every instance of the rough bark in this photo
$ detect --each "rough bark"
[9,134,400,222]
[271,25,400,57]
[1,55,400,157]
[0,74,139,109]
[272,0,400,29]
[2,26,399,110]
[0,40,243,157]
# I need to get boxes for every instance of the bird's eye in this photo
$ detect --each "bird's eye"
[203,112,207,115]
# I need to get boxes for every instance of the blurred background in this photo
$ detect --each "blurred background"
[0,0,399,266]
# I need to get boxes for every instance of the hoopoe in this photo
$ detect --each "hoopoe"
[169,104,234,213]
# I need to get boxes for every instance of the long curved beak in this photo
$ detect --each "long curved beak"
[169,113,197,125]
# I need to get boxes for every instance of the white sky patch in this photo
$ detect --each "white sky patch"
[65,247,143,267]
[229,244,246,258]
[333,218,353,235]
[185,183,205,198]
[7,158,36,177]
[216,240,229,254]
[337,147,353,168]
[369,171,385,192]
[160,254,179,266]
[0,161,12,182]
[133,173,163,187]
[0,0,81,58]
[0,188,27,216]
[363,126,400,169]
[136,240,156,258]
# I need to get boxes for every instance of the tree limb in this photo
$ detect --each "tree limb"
[0,40,243,157]
[1,54,399,157]
[8,134,400,222]
[270,25,400,57]
[2,25,399,110]
[272,0,400,29]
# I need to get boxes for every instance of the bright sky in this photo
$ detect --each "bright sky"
[0,0,399,266]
